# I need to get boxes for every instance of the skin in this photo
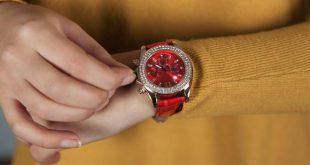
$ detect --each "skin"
[15,49,153,164]
[0,2,155,164]
[0,1,137,151]
[27,50,155,164]
[30,83,155,164]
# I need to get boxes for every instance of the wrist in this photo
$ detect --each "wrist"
[128,83,155,118]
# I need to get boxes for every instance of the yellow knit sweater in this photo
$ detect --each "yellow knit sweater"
[13,0,310,165]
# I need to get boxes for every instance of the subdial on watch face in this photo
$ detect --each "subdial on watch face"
[145,50,185,88]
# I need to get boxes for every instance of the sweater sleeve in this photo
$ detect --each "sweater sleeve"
[173,21,310,118]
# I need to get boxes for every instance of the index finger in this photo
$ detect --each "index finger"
[28,28,134,91]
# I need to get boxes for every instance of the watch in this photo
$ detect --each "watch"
[135,41,193,122]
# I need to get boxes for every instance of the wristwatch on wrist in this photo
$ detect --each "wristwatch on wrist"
[134,41,193,122]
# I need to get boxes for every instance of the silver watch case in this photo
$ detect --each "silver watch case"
[136,43,193,107]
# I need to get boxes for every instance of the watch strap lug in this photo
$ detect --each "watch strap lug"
[147,91,158,108]
[183,86,191,102]
[132,59,140,67]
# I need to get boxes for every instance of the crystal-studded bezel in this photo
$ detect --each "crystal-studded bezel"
[138,45,192,94]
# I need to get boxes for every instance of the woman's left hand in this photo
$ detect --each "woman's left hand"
[27,84,155,164]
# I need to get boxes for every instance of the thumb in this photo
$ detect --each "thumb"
[30,145,61,165]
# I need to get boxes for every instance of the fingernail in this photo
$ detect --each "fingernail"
[121,73,136,86]
[60,139,82,148]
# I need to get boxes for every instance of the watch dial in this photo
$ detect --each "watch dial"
[145,50,185,88]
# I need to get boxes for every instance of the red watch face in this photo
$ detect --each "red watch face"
[145,50,185,88]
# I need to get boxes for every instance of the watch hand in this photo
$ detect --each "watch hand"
[155,64,162,69]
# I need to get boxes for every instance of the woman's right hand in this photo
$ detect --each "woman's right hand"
[0,2,135,149]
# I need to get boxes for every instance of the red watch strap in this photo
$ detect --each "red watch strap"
[155,96,185,120]
[146,41,186,121]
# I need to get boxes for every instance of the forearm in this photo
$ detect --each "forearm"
[174,21,310,117]
[113,22,310,118]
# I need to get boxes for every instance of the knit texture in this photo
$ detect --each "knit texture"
[175,22,310,117]
[11,0,310,165]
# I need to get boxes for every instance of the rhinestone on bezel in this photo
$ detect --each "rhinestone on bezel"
[138,45,192,94]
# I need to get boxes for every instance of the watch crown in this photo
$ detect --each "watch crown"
[138,86,147,94]
[132,59,140,66]
[136,79,143,85]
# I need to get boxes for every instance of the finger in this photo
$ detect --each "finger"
[15,80,95,122]
[61,18,128,68]
[1,98,82,149]
[16,136,31,146]
[113,50,141,69]
[48,121,97,145]
[61,21,137,87]
[23,53,108,110]
[61,22,137,87]
[30,145,60,165]
[30,27,135,90]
